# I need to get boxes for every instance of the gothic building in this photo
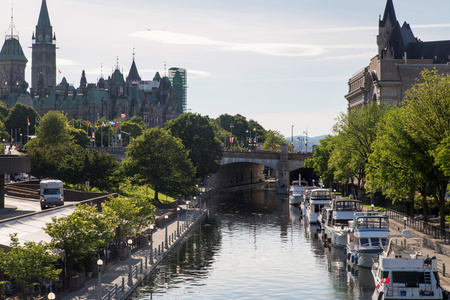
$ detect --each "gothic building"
[31,0,56,97]
[345,0,450,110]
[1,0,181,128]
[0,11,27,100]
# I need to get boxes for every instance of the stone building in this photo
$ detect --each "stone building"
[345,0,450,110]
[1,0,181,128]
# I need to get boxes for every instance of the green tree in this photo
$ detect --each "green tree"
[0,233,61,298]
[102,196,155,243]
[330,102,389,190]
[305,135,336,188]
[165,113,223,181]
[34,111,70,146]
[366,108,434,219]
[401,68,450,229]
[262,130,286,151]
[4,103,39,145]
[44,204,116,273]
[68,126,91,148]
[122,127,198,201]
[85,150,121,191]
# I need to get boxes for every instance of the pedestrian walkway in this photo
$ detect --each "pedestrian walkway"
[60,202,206,300]
[387,215,450,291]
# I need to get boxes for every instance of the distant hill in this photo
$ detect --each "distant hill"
[285,135,328,152]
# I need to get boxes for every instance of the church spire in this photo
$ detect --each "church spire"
[379,0,397,28]
[35,0,53,44]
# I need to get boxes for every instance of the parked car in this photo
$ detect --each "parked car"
[14,173,36,181]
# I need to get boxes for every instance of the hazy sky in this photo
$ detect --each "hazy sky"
[4,0,450,137]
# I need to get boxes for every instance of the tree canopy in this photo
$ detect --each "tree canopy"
[122,127,198,201]
[165,113,223,181]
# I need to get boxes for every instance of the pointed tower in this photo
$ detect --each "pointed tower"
[126,51,141,85]
[31,0,56,95]
[0,5,28,99]
[377,0,399,57]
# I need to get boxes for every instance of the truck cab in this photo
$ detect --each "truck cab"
[40,180,64,210]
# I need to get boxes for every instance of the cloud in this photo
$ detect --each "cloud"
[57,58,77,66]
[130,30,325,57]
[299,52,375,62]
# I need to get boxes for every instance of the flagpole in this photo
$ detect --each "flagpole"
[101,125,103,148]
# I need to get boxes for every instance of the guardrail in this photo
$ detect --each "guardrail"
[385,209,450,243]
[5,184,39,199]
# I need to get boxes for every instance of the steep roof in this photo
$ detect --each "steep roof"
[36,0,52,32]
[0,38,27,62]
[111,69,125,85]
[379,0,397,28]
[126,60,141,83]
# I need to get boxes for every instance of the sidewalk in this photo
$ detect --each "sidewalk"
[60,203,206,300]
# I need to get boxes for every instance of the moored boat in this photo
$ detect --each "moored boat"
[289,179,308,205]
[305,188,333,224]
[323,198,362,247]
[372,229,443,299]
[346,211,390,268]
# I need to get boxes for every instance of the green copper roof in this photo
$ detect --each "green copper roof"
[0,38,27,62]
[36,0,52,32]
[86,89,112,104]
[111,69,124,85]
[128,86,143,104]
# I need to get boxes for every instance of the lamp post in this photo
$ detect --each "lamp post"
[186,201,190,227]
[291,125,294,152]
[403,216,407,230]
[253,128,257,151]
[230,124,234,149]
[48,292,55,300]
[177,207,180,237]
[149,225,154,264]
[97,259,103,300]
[165,215,169,249]
[128,239,133,286]
[371,204,374,211]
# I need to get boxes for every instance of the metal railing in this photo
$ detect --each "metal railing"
[385,209,450,243]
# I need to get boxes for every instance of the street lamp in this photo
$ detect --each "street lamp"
[48,292,55,300]
[371,204,374,211]
[165,215,169,249]
[403,216,407,230]
[97,259,103,300]
[186,201,190,227]
[177,207,180,237]
[128,239,133,286]
[149,225,154,264]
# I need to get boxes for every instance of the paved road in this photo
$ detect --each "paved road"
[0,195,75,220]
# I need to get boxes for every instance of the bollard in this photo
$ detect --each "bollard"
[158,245,161,255]
[122,277,125,292]
[140,260,143,273]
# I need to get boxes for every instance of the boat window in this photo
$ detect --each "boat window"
[383,271,389,279]
[371,238,380,247]
[359,238,369,246]
[392,271,424,285]
[381,238,388,247]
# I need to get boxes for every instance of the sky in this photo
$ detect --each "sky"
[3,0,450,138]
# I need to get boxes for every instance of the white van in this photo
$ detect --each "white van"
[40,180,64,210]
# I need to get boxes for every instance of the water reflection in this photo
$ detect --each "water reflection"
[127,184,377,299]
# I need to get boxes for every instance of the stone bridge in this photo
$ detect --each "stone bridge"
[210,144,313,192]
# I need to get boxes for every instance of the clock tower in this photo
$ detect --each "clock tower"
[31,0,56,96]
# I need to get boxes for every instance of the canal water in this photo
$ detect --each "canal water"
[127,183,378,299]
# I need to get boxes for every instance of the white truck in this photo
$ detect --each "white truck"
[40,180,64,210]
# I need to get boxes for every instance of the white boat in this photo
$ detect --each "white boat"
[289,179,308,205]
[346,212,390,268]
[305,189,332,224]
[300,188,313,216]
[372,230,443,299]
[322,198,362,247]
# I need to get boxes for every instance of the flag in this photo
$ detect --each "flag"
[58,70,61,74]
[27,118,30,126]
[92,132,95,139]
[121,114,126,118]
[109,121,116,126]
[102,121,106,127]
[87,120,91,127]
